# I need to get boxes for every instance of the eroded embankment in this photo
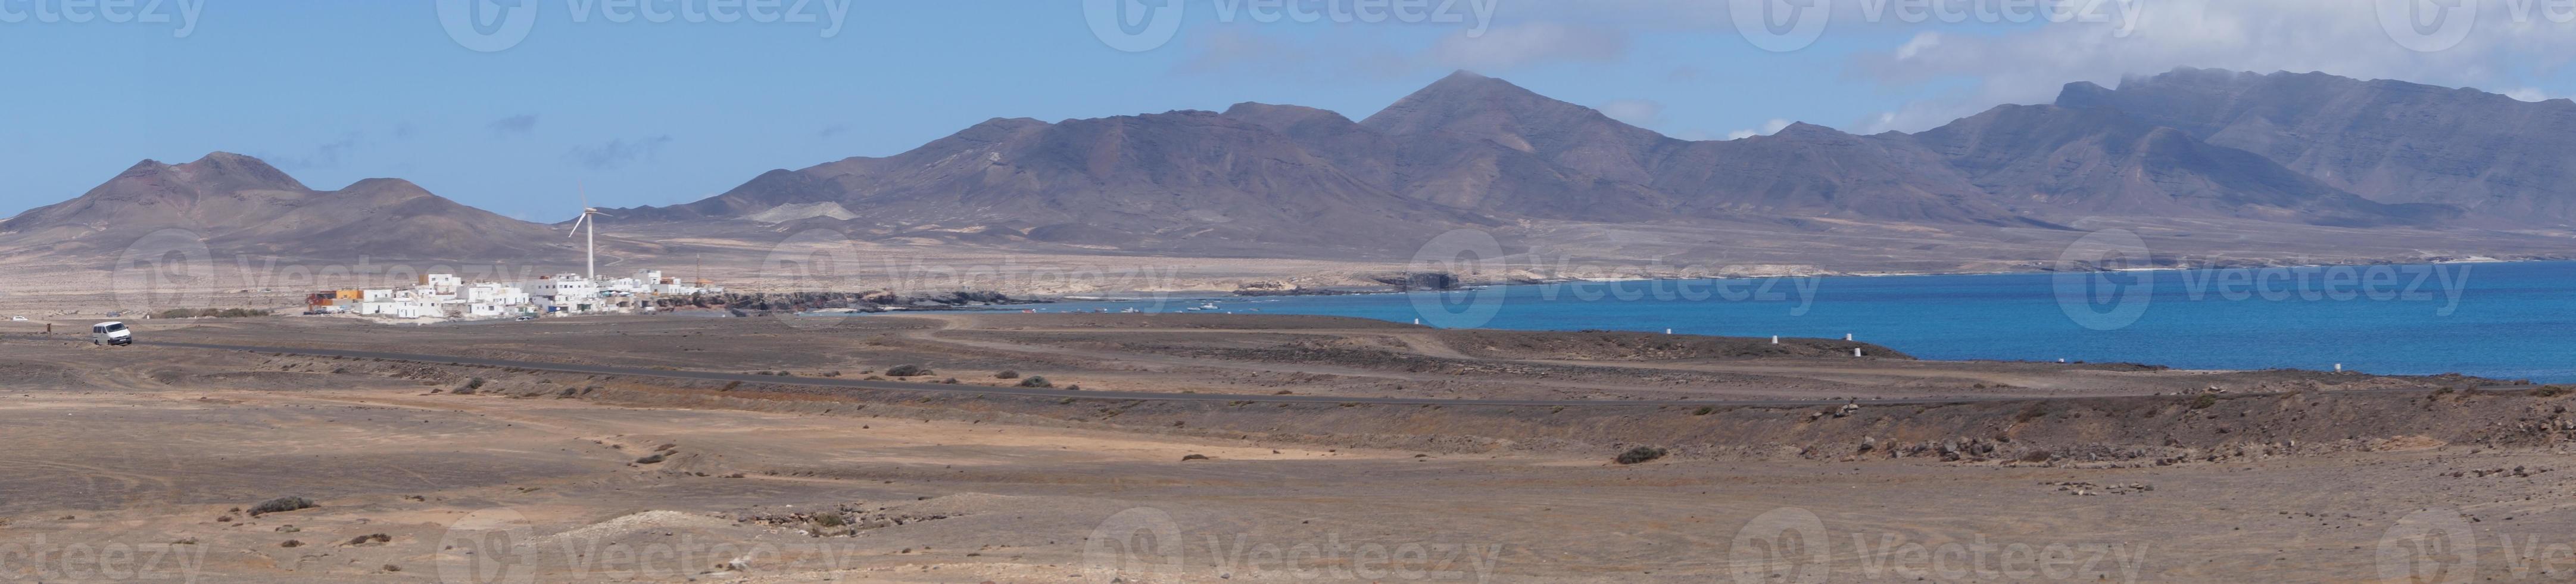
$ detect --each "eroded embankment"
[209,353,2576,467]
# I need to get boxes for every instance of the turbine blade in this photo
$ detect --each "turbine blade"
[567,214,587,237]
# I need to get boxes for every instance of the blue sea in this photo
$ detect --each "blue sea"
[1028,260,2576,383]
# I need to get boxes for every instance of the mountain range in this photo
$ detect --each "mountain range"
[0,153,569,262]
[604,67,2547,251]
[4,67,2569,266]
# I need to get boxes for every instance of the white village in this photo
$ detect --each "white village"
[302,194,720,320]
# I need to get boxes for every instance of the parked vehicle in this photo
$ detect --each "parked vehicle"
[91,321,132,346]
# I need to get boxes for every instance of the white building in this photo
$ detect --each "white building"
[522,274,604,313]
[317,269,710,320]
[422,274,463,296]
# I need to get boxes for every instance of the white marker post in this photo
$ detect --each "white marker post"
[1854,348,1863,357]
[1771,336,1779,344]
[1844,333,1854,341]
[2334,364,2343,372]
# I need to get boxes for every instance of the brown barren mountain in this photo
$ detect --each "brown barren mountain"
[615,69,2491,252]
[0,153,569,262]
[2059,67,2576,223]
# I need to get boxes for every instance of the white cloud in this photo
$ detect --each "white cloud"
[1726,119,1794,140]
[1599,100,1665,126]
[2507,88,2551,102]
[1894,32,1941,60]
[1846,0,2576,132]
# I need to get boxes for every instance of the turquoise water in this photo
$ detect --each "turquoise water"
[1030,260,2576,382]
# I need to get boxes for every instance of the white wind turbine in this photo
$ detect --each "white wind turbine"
[569,185,610,281]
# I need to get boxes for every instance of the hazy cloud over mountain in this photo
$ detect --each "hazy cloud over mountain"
[567,135,673,170]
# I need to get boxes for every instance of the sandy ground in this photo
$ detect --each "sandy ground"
[0,315,2570,583]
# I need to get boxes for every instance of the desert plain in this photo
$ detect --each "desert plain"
[0,313,2569,583]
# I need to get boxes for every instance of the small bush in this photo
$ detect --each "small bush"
[1065,384,1082,391]
[885,364,931,377]
[2014,402,2051,423]
[279,540,303,548]
[2189,394,2219,410]
[1614,446,1667,465]
[812,514,848,528]
[941,378,960,384]
[248,496,315,517]
[1180,454,1211,461]
[1018,376,1052,388]
[634,453,666,464]
[464,378,486,390]
[346,533,391,545]
[995,371,1020,379]
[2535,386,2572,397]
[1691,406,1716,416]
[2020,451,2054,464]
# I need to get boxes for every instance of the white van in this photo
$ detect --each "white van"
[92,321,131,346]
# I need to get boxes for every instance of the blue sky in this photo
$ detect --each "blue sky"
[4,1,2572,222]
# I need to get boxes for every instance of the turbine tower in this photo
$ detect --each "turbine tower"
[569,186,610,281]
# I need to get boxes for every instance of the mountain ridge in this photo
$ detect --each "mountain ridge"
[602,67,2494,248]
[0,153,571,262]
